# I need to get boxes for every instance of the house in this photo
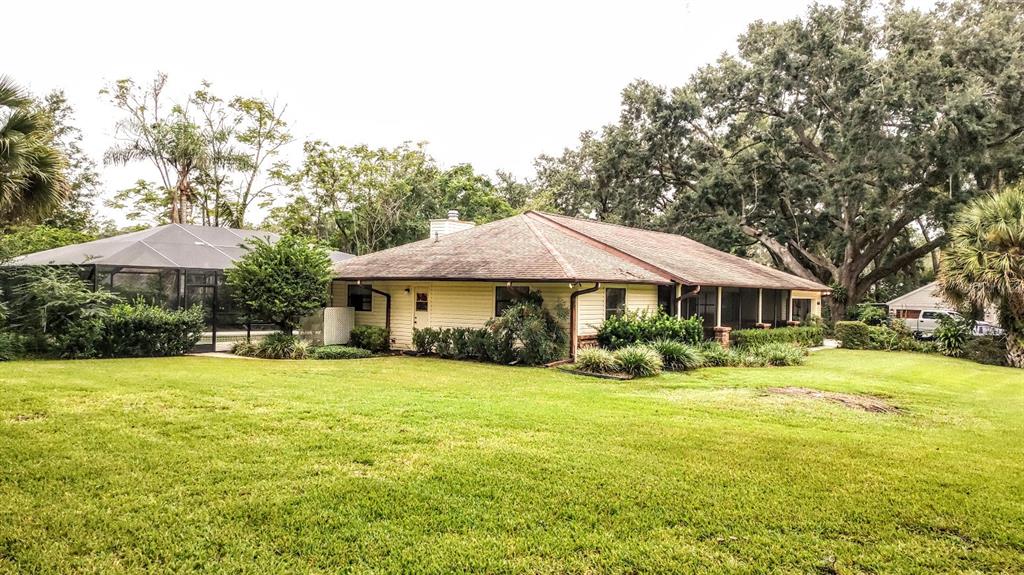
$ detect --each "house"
[887,281,1000,327]
[331,211,830,356]
[6,224,352,351]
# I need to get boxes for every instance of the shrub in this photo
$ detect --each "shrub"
[935,316,970,358]
[695,341,739,367]
[226,235,332,334]
[350,325,390,353]
[856,304,888,326]
[484,299,568,365]
[4,266,120,353]
[649,339,704,371]
[835,321,872,349]
[412,328,440,355]
[597,311,703,349]
[964,336,1008,366]
[743,342,807,367]
[231,340,258,357]
[311,345,372,360]
[733,326,824,348]
[99,301,204,357]
[575,348,620,374]
[0,331,28,361]
[253,332,309,359]
[613,345,663,377]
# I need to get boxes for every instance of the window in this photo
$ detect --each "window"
[792,298,813,322]
[721,287,759,329]
[415,291,428,311]
[658,285,675,315]
[683,287,717,328]
[762,289,791,327]
[495,286,530,316]
[922,311,947,320]
[347,284,373,312]
[605,287,626,320]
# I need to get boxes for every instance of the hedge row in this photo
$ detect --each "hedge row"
[732,326,824,348]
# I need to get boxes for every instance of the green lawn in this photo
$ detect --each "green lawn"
[1,351,1022,574]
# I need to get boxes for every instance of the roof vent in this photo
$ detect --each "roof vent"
[447,209,460,221]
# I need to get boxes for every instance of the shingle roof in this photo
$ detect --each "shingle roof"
[333,211,829,291]
[9,224,353,270]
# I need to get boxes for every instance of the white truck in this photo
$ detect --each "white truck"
[900,309,1003,338]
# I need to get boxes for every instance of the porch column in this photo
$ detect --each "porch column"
[715,286,722,327]
[757,288,763,324]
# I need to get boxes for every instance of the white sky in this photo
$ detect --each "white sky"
[7,0,904,226]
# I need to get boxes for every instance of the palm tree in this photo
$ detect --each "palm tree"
[939,186,1024,368]
[0,77,68,223]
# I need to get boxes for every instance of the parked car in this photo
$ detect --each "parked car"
[901,309,1004,338]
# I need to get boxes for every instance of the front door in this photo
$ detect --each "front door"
[413,287,430,331]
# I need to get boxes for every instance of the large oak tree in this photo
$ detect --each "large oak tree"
[537,0,1024,319]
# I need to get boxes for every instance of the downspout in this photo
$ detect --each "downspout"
[369,287,392,338]
[569,282,601,361]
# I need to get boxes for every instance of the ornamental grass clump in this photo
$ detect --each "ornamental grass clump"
[613,345,663,378]
[574,348,620,374]
[649,339,704,371]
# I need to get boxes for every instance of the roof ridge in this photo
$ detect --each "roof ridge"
[532,211,828,290]
[174,223,238,260]
[520,213,578,280]
[526,211,684,284]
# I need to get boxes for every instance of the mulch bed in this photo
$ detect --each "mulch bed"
[765,386,904,413]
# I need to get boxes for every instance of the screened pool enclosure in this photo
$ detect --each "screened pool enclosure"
[9,224,352,351]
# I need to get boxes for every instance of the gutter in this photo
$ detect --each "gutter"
[569,282,601,361]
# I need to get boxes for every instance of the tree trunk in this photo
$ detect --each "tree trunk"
[1006,331,1024,369]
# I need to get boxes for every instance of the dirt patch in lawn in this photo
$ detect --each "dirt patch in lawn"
[766,387,903,414]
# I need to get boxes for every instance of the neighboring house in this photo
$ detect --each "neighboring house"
[887,281,1001,334]
[332,211,830,356]
[5,224,352,351]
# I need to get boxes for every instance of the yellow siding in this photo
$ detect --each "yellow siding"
[343,280,664,350]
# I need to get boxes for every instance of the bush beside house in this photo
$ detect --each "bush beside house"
[733,326,824,348]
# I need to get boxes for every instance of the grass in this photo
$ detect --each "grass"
[1,350,1022,574]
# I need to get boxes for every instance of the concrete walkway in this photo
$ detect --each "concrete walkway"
[187,352,257,360]
[808,339,840,352]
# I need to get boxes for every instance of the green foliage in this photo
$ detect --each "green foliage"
[537,0,1024,321]
[4,266,120,354]
[413,327,490,360]
[0,77,69,224]
[574,348,620,374]
[934,316,971,358]
[237,332,309,359]
[99,301,204,357]
[613,345,663,378]
[350,326,390,353]
[835,321,872,350]
[732,327,824,348]
[597,311,703,349]
[226,235,331,334]
[964,336,1008,367]
[484,299,568,365]
[648,339,704,371]
[742,343,807,367]
[0,225,94,259]
[856,305,888,326]
[310,345,372,360]
[0,332,28,361]
[940,185,1024,367]
[695,341,740,367]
